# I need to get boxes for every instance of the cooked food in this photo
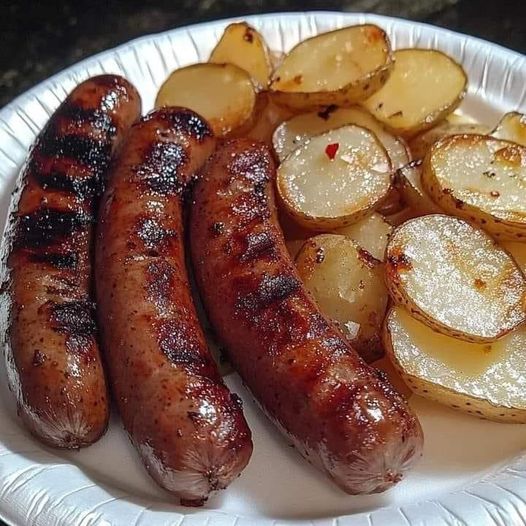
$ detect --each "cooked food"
[371,355,412,400]
[502,241,526,272]
[296,234,389,362]
[385,214,526,342]
[491,112,526,146]
[363,49,467,137]
[269,25,393,111]
[209,22,272,88]
[0,75,141,448]
[384,306,526,422]
[422,134,526,239]
[397,162,442,214]
[409,119,490,160]
[335,212,392,261]
[272,106,410,168]
[190,138,423,495]
[95,108,252,506]
[277,125,392,229]
[155,63,257,137]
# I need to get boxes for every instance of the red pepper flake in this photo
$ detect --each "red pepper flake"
[325,143,339,160]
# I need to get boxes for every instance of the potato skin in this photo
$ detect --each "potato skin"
[95,108,252,506]
[190,138,423,495]
[1,75,141,449]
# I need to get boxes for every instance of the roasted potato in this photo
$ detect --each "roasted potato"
[155,63,257,137]
[384,306,526,423]
[277,125,392,229]
[269,25,393,111]
[336,212,392,261]
[491,112,526,147]
[397,162,442,215]
[422,134,526,240]
[296,234,389,362]
[385,214,526,342]
[362,49,467,137]
[209,22,272,88]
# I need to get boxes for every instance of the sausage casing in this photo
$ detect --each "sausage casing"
[1,75,141,448]
[95,108,253,505]
[190,139,423,494]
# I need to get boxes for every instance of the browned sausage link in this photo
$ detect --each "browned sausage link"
[95,108,252,506]
[190,139,423,495]
[2,75,141,449]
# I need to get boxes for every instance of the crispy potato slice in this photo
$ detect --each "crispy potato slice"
[491,112,526,147]
[296,234,388,362]
[385,214,526,342]
[155,63,256,137]
[269,25,393,111]
[397,162,442,214]
[209,22,271,88]
[422,134,526,240]
[277,125,392,229]
[409,120,490,160]
[385,207,422,227]
[384,306,526,422]
[336,212,392,261]
[362,49,467,137]
[502,241,526,274]
[272,106,410,167]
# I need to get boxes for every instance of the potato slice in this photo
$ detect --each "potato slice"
[502,241,526,274]
[491,112,526,147]
[397,162,442,214]
[385,207,422,227]
[384,306,526,422]
[277,125,392,229]
[336,212,392,261]
[209,22,271,88]
[273,106,410,166]
[422,134,526,240]
[269,25,393,111]
[362,49,467,137]
[155,63,256,137]
[385,214,526,342]
[409,120,490,160]
[296,234,388,362]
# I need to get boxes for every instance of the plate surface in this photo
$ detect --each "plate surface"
[1,11,526,526]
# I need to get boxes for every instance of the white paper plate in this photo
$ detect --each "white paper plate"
[1,11,526,526]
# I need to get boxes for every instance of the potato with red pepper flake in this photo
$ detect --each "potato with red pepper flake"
[277,125,393,230]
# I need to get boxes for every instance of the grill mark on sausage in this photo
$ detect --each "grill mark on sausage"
[135,217,177,255]
[49,300,97,336]
[38,133,111,172]
[15,208,91,249]
[28,251,79,269]
[236,273,301,313]
[57,105,117,138]
[239,231,276,262]
[144,108,213,143]
[156,319,210,372]
[136,142,188,195]
[227,146,272,185]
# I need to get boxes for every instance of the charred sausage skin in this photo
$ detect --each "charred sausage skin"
[95,108,252,506]
[190,139,423,494]
[1,75,141,448]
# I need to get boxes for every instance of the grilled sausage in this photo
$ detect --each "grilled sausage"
[1,75,141,448]
[95,108,252,506]
[190,139,424,495]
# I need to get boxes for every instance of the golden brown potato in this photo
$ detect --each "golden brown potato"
[385,214,526,342]
[422,134,526,240]
[269,25,393,111]
[155,63,257,137]
[384,306,526,423]
[362,49,467,137]
[396,162,442,215]
[491,112,526,147]
[296,234,389,362]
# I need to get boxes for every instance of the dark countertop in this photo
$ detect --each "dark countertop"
[1,0,525,109]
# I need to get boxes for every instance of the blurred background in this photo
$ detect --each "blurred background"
[1,0,525,108]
